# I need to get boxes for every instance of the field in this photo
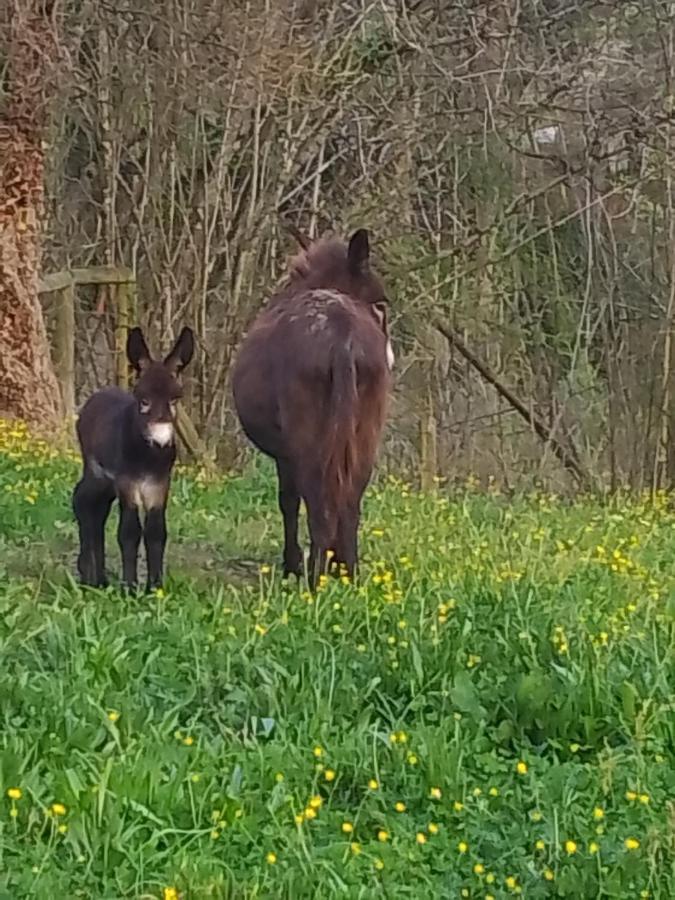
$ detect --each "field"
[0,418,673,899]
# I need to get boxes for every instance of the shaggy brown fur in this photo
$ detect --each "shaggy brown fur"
[232,229,392,589]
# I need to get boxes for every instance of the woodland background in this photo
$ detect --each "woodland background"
[4,0,675,492]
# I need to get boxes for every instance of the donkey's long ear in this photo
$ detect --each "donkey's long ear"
[347,228,370,273]
[127,327,152,373]
[284,220,311,251]
[164,326,194,375]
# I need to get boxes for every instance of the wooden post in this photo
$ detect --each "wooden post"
[114,282,129,387]
[419,389,438,491]
[52,281,76,421]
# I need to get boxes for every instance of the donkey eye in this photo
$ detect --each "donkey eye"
[139,399,151,414]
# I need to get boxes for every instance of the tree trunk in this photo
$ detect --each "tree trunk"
[0,1,62,427]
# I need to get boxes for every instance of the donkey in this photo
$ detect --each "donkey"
[232,228,393,589]
[72,326,194,591]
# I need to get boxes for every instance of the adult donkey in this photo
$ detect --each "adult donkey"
[232,228,393,588]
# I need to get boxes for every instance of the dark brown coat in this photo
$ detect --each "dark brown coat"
[232,229,392,588]
[73,326,194,591]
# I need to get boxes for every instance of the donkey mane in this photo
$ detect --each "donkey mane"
[286,236,350,285]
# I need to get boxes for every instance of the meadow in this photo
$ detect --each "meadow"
[0,417,673,899]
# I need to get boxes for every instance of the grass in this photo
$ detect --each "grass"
[0,417,674,899]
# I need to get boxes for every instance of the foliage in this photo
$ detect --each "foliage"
[0,420,673,897]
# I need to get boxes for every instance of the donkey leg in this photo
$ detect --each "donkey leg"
[92,493,114,586]
[117,497,142,590]
[73,475,113,587]
[305,491,333,591]
[335,475,369,581]
[144,505,168,592]
[335,503,360,580]
[276,459,302,577]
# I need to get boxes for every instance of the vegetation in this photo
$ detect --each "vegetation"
[1,419,673,898]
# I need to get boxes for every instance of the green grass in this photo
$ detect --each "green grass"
[0,420,674,899]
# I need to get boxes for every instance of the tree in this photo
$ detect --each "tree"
[0,0,62,426]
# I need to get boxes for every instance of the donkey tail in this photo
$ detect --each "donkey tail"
[321,340,359,538]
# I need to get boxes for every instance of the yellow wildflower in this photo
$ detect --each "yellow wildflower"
[7,788,22,800]
[428,822,439,835]
[51,803,66,816]
[593,806,604,820]
[368,779,379,790]
[324,769,336,782]
[458,841,468,854]
[350,842,361,854]
[377,829,389,842]
[429,786,441,799]
[544,869,554,881]
[266,851,277,864]
[341,822,353,834]
[395,801,406,812]
[416,832,427,844]
[624,837,640,851]
[564,840,577,855]
[473,863,485,875]
[589,841,599,854]
[516,760,528,775]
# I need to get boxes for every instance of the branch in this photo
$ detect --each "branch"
[434,320,592,489]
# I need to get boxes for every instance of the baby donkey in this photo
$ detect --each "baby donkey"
[73,326,194,591]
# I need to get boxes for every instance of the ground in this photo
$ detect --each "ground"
[0,418,673,899]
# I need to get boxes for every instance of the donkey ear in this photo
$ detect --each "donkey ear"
[164,326,194,375]
[285,221,311,251]
[347,228,370,273]
[127,327,152,373]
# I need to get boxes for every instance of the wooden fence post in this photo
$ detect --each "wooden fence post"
[419,389,438,491]
[39,272,76,423]
[54,281,76,421]
[114,282,129,387]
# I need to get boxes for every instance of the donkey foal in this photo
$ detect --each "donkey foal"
[73,326,194,591]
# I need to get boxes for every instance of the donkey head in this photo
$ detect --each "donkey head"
[127,326,195,446]
[288,226,390,307]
